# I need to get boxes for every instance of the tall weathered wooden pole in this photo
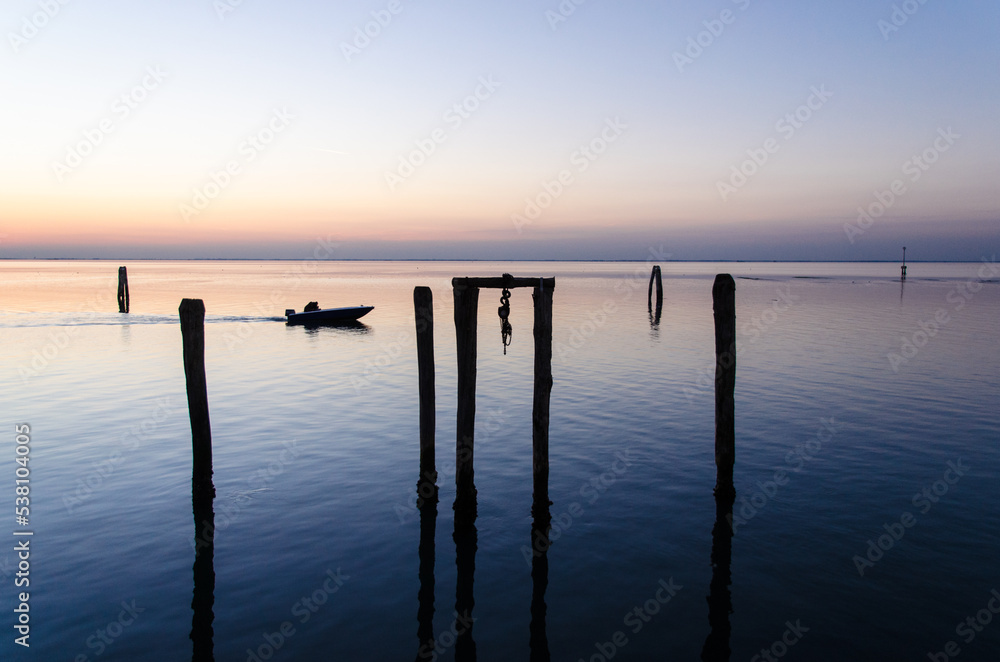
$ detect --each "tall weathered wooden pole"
[712,275,736,496]
[179,298,214,498]
[532,282,554,505]
[414,287,436,499]
[648,265,663,310]
[118,266,130,313]
[453,284,479,522]
[452,280,480,653]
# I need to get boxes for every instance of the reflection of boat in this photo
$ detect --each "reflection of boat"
[284,305,373,325]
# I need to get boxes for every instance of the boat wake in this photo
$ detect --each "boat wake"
[0,313,286,329]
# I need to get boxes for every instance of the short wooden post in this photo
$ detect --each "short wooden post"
[648,265,662,310]
[414,287,437,498]
[179,299,214,498]
[118,266,130,313]
[532,283,554,505]
[712,275,736,496]
[453,284,479,521]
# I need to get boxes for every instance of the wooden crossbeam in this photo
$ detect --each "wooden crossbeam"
[452,277,555,290]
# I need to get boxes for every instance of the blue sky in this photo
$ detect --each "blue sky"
[1,0,998,259]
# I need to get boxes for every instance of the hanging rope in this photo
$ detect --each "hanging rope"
[498,273,513,355]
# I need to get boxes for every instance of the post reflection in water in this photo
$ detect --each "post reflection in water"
[191,481,216,662]
[649,299,663,337]
[529,499,552,661]
[701,492,735,662]
[415,482,438,662]
[454,498,478,661]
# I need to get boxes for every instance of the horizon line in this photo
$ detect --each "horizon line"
[0,257,961,263]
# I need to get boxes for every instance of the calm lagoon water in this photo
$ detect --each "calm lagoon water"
[2,260,999,661]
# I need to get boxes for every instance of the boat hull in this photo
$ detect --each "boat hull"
[285,306,373,325]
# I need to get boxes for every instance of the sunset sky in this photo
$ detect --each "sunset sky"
[1,0,997,260]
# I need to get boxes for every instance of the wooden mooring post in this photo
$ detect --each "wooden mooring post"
[414,287,437,500]
[453,284,479,521]
[118,266,130,313]
[532,282,553,505]
[179,299,214,498]
[181,299,215,657]
[712,275,736,496]
[647,265,662,310]
[451,276,555,522]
